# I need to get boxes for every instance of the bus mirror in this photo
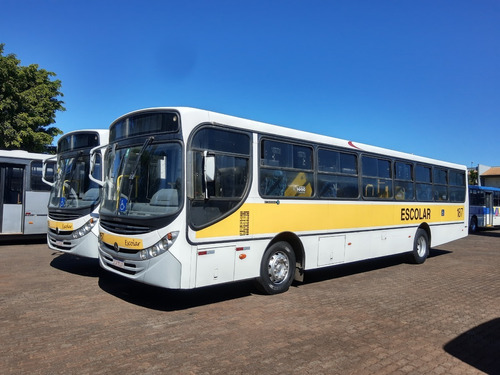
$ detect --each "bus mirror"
[42,156,56,187]
[89,146,105,187]
[204,152,215,199]
[204,155,215,183]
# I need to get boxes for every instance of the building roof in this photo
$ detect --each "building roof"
[481,167,500,176]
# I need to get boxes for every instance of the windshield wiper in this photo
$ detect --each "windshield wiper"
[64,151,84,199]
[118,137,154,214]
[129,137,154,181]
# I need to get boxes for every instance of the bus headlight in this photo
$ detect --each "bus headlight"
[139,231,179,260]
[72,218,97,239]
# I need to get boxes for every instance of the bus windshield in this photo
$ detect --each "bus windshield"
[100,142,182,218]
[49,153,101,209]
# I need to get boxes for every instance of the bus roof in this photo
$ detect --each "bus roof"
[112,107,467,171]
[0,149,53,161]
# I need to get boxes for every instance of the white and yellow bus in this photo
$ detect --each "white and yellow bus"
[44,130,109,258]
[96,107,468,294]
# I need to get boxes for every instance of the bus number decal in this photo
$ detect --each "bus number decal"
[240,211,250,236]
[457,208,464,218]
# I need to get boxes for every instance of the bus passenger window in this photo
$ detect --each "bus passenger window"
[449,170,465,202]
[394,162,414,201]
[433,168,448,201]
[362,156,392,199]
[260,139,313,198]
[318,148,358,199]
[31,161,54,191]
[416,165,432,201]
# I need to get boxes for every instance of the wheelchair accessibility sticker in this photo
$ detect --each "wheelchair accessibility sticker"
[119,197,128,212]
[59,197,66,208]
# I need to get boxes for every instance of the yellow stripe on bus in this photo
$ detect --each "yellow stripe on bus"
[100,232,143,249]
[196,202,465,239]
[48,220,74,231]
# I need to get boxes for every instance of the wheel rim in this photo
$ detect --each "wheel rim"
[267,251,290,284]
[416,236,427,257]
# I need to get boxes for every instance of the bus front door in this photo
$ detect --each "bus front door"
[486,192,493,227]
[0,165,24,234]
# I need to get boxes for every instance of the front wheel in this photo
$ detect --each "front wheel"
[256,241,296,295]
[409,228,429,264]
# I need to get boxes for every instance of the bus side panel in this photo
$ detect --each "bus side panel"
[369,227,415,259]
[494,206,500,226]
[195,245,236,287]
[24,191,50,234]
[2,204,23,233]
[430,222,468,248]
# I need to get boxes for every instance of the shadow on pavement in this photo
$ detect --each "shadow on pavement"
[96,248,452,311]
[98,270,255,311]
[428,248,452,258]
[470,228,500,238]
[444,318,500,374]
[0,234,46,245]
[50,253,100,277]
[303,248,451,285]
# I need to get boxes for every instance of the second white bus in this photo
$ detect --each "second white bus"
[44,130,109,258]
[0,150,55,238]
[96,107,468,294]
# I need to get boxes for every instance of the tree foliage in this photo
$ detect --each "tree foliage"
[468,169,478,186]
[0,43,64,153]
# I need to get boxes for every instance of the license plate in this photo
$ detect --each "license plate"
[56,240,64,246]
[112,259,125,268]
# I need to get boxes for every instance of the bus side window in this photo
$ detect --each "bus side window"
[31,161,54,191]
[260,139,313,198]
[362,156,392,199]
[416,165,432,201]
[394,162,414,201]
[318,149,358,199]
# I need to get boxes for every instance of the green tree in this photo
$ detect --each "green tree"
[0,43,64,153]
[468,169,478,186]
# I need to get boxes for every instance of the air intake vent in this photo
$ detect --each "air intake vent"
[48,212,82,221]
[100,219,150,234]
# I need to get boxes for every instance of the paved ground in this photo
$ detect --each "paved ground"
[0,230,499,374]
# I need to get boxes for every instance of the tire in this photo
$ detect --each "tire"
[409,228,429,264]
[469,216,478,233]
[256,241,296,295]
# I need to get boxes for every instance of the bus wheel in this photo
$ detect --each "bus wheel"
[469,216,478,233]
[410,228,429,264]
[256,241,296,295]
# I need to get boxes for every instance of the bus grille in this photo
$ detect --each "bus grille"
[101,241,139,255]
[100,219,150,235]
[48,227,72,236]
[49,212,82,221]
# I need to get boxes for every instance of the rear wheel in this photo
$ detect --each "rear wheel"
[409,228,429,264]
[256,241,296,295]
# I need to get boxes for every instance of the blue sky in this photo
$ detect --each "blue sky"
[2,0,499,167]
